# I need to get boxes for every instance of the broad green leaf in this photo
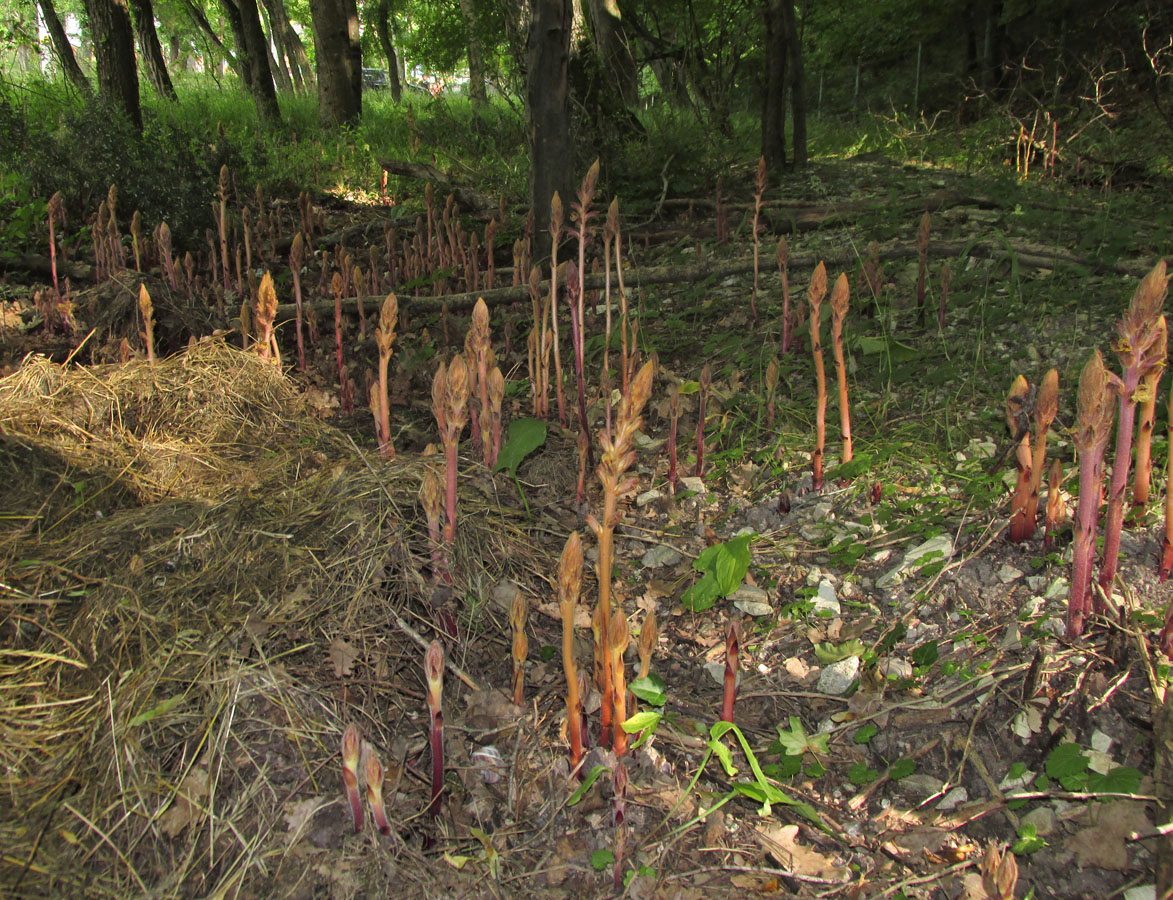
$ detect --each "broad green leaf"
[848,763,879,784]
[712,534,753,594]
[911,640,939,667]
[888,758,916,780]
[590,849,614,870]
[629,674,667,706]
[621,710,662,733]
[813,640,865,664]
[681,571,719,611]
[1045,744,1089,784]
[853,723,878,744]
[493,418,547,476]
[1087,766,1142,795]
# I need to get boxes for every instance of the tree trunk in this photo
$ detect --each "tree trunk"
[179,0,239,78]
[374,0,402,102]
[459,0,488,106]
[222,0,282,125]
[780,0,806,165]
[81,0,142,131]
[258,0,293,92]
[262,0,312,91]
[526,0,574,257]
[310,0,362,127]
[36,0,93,95]
[584,0,637,107]
[761,0,787,169]
[128,0,178,99]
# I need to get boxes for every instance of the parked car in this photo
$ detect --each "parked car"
[362,68,390,91]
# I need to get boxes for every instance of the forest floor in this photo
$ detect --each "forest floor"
[0,154,1170,900]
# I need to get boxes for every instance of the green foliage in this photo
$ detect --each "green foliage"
[681,533,753,612]
[493,418,547,476]
[775,717,830,759]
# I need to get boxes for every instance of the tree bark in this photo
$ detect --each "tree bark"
[310,0,362,127]
[81,0,142,131]
[36,0,93,95]
[179,0,238,78]
[261,0,312,91]
[222,0,283,125]
[459,0,488,106]
[526,0,574,257]
[128,0,178,100]
[374,0,402,102]
[258,0,293,92]
[584,0,637,107]
[780,0,806,165]
[761,0,787,169]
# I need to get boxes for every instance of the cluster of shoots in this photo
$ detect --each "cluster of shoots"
[418,450,448,583]
[340,724,393,838]
[808,263,828,490]
[138,284,156,363]
[587,359,655,754]
[253,272,280,362]
[424,640,445,817]
[432,356,470,544]
[1005,368,1058,543]
[92,184,125,283]
[465,298,503,467]
[749,157,766,327]
[373,294,399,458]
[1069,261,1167,636]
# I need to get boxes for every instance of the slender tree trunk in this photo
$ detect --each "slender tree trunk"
[262,0,311,90]
[761,0,787,169]
[180,0,238,78]
[128,0,178,99]
[584,0,637,107]
[459,0,488,106]
[780,0,806,165]
[37,0,93,95]
[82,0,142,131]
[222,0,282,124]
[258,0,293,92]
[374,0,402,102]
[310,0,362,127]
[527,0,574,257]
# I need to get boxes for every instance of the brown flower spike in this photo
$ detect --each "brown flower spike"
[808,262,829,490]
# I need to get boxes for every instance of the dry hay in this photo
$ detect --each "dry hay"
[0,339,551,899]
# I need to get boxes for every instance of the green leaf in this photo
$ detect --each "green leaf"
[629,674,667,706]
[493,418,547,476]
[621,710,661,733]
[566,765,609,806]
[128,694,184,727]
[1012,823,1046,854]
[848,763,879,784]
[712,534,753,594]
[708,736,736,775]
[1045,744,1089,782]
[590,849,614,871]
[681,571,720,611]
[853,723,878,745]
[888,758,916,780]
[677,381,700,395]
[813,640,865,664]
[911,640,939,668]
[1087,766,1142,795]
[775,717,829,758]
[826,452,873,481]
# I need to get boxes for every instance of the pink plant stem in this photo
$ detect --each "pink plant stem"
[1068,451,1104,637]
[1098,371,1141,600]
[721,622,739,723]
[444,435,458,544]
[566,264,594,471]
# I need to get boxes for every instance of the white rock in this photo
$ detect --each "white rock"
[1123,886,1156,900]
[997,563,1023,584]
[636,488,664,507]
[876,535,954,588]
[678,476,707,495]
[813,579,840,615]
[641,544,682,568]
[877,657,912,680]
[936,786,968,811]
[731,585,772,617]
[1091,730,1114,753]
[817,656,860,696]
[1021,806,1055,836]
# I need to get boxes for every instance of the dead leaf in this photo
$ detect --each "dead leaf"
[160,766,209,837]
[1065,800,1152,870]
[302,385,339,413]
[784,657,811,680]
[536,600,591,628]
[284,796,325,841]
[756,823,849,882]
[329,637,359,678]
